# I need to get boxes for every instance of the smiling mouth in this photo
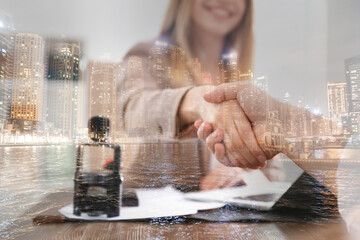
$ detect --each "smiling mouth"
[205,5,233,20]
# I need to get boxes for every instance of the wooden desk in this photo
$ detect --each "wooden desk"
[5,190,349,240]
[2,142,354,239]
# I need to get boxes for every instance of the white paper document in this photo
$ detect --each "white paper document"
[60,159,303,220]
[59,186,225,221]
[185,164,303,210]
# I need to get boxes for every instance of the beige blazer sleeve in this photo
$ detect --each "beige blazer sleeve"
[117,41,192,138]
[117,41,207,190]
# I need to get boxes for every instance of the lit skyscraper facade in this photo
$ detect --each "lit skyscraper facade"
[0,13,14,123]
[120,56,145,135]
[149,41,188,88]
[169,44,186,85]
[46,38,81,139]
[327,82,347,123]
[282,93,297,137]
[217,52,253,84]
[344,55,360,139]
[11,33,44,121]
[88,61,120,139]
[217,52,238,83]
[345,55,360,112]
[149,41,168,87]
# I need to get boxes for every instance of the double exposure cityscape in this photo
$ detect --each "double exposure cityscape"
[0,13,359,157]
[1,1,360,239]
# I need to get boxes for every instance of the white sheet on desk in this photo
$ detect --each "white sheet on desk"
[59,186,225,221]
[184,170,292,210]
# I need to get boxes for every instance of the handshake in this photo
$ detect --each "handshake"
[180,81,284,170]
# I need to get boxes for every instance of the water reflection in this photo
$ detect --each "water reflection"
[0,144,359,237]
[0,145,75,234]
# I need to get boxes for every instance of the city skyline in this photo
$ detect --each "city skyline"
[2,1,359,115]
[0,17,359,144]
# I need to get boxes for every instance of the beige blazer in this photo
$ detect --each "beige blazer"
[118,40,211,190]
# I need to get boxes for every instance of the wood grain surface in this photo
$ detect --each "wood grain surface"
[4,190,349,240]
[2,142,352,240]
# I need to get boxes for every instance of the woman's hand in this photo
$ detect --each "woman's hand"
[180,86,267,169]
[200,163,245,190]
[200,159,285,191]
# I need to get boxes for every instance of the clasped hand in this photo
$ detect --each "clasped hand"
[193,81,278,169]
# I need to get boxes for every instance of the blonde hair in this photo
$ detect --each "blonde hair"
[160,0,254,75]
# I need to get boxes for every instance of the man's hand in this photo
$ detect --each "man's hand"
[203,81,267,122]
[202,81,282,160]
[181,86,267,169]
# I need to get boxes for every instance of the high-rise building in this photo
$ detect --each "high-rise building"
[11,33,45,121]
[148,40,188,88]
[282,93,296,137]
[327,82,347,135]
[217,52,238,83]
[295,107,306,136]
[46,38,81,139]
[312,115,332,136]
[252,75,270,124]
[345,55,360,113]
[350,113,360,135]
[88,61,121,139]
[342,112,360,137]
[327,82,347,122]
[264,110,285,151]
[0,13,15,123]
[344,55,360,139]
[149,41,168,87]
[217,52,253,84]
[170,44,186,85]
[119,56,146,136]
